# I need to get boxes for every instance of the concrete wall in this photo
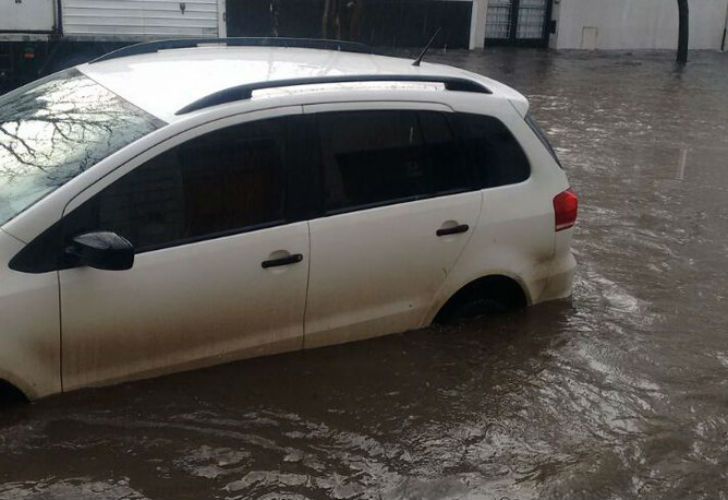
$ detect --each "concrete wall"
[470,0,489,49]
[550,0,728,50]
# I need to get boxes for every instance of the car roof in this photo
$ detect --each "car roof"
[78,46,528,123]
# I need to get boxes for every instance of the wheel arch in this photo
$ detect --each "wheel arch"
[431,273,530,324]
[0,366,38,402]
[0,378,29,405]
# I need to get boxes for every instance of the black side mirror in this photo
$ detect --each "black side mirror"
[67,231,134,271]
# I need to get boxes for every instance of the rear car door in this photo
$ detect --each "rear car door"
[57,112,311,390]
[302,104,483,348]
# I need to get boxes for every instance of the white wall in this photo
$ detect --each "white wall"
[551,0,728,50]
[470,0,489,49]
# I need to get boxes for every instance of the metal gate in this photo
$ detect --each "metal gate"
[484,0,553,47]
[226,0,471,48]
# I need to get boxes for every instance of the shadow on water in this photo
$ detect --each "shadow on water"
[2,49,728,499]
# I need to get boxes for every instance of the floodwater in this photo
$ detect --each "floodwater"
[1,49,728,499]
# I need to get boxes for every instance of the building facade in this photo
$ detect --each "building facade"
[471,0,728,50]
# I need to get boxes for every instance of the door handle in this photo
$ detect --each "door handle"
[436,224,470,237]
[261,253,303,269]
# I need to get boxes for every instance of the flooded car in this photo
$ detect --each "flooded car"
[0,39,576,400]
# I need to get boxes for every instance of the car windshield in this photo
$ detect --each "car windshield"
[0,69,163,227]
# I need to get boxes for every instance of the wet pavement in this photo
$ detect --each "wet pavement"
[1,48,728,499]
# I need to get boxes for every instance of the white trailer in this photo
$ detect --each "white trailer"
[1,0,226,88]
[0,0,58,33]
[1,0,225,37]
[62,0,225,38]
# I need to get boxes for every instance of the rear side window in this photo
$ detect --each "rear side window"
[454,114,531,188]
[316,110,473,213]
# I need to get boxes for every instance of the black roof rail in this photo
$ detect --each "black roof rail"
[91,37,372,64]
[176,75,492,115]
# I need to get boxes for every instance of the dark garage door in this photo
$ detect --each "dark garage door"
[226,0,472,49]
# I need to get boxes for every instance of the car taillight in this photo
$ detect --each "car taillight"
[554,189,578,231]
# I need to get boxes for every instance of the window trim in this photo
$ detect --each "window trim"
[324,194,433,217]
[122,219,289,256]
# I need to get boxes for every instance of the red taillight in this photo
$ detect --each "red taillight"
[554,189,578,231]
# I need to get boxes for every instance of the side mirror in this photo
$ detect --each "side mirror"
[67,231,134,271]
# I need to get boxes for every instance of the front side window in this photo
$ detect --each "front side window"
[62,118,288,253]
[317,110,473,214]
[0,69,163,227]
[10,117,293,273]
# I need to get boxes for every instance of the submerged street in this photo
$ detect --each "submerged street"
[1,48,728,499]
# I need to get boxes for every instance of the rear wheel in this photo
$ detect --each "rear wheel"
[434,276,527,324]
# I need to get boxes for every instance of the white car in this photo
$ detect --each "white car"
[0,39,577,401]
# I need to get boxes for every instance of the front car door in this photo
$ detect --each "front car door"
[302,104,483,348]
[58,111,311,390]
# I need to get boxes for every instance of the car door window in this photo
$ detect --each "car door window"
[418,111,473,195]
[317,110,427,213]
[63,118,288,253]
[316,110,473,214]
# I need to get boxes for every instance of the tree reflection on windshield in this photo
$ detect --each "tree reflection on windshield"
[0,69,163,226]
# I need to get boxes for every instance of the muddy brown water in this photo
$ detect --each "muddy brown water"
[1,49,728,499]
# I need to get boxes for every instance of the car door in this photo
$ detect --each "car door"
[303,105,483,348]
[58,112,311,391]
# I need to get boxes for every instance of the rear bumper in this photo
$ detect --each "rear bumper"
[537,251,577,303]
